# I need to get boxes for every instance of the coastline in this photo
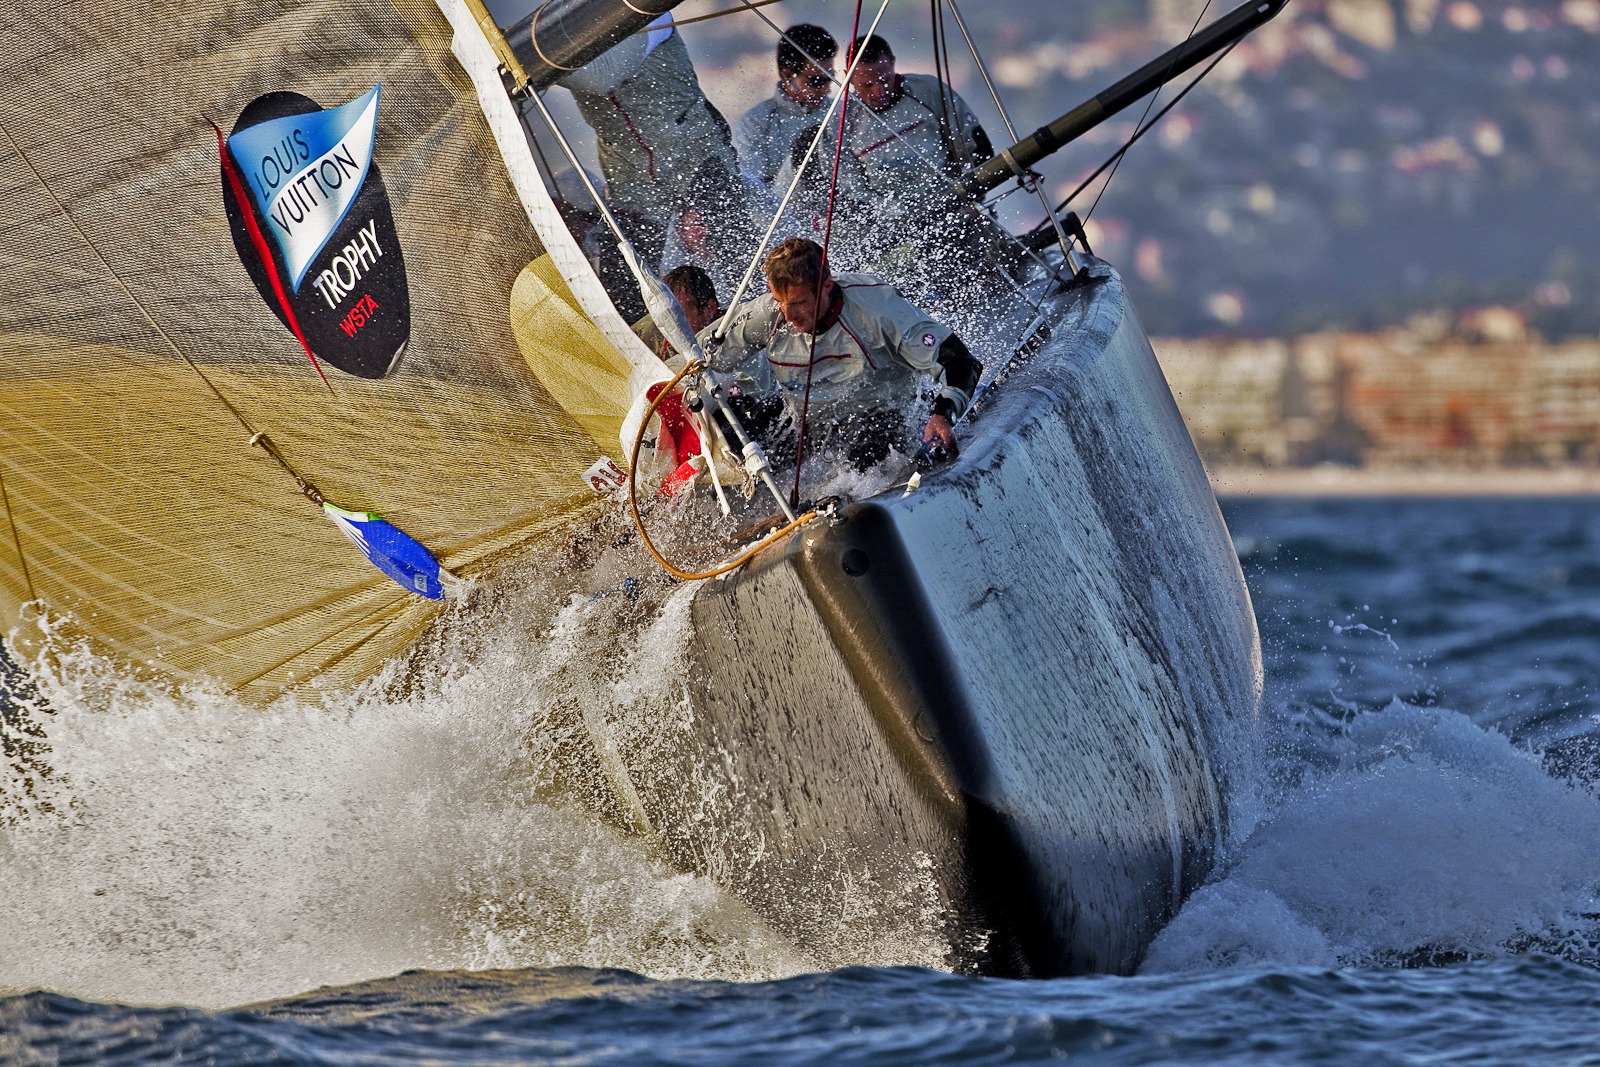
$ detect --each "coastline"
[1209,466,1600,497]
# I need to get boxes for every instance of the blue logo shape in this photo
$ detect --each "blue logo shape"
[227,85,381,291]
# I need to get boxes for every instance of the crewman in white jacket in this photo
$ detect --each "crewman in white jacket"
[821,34,1018,299]
[560,17,744,265]
[838,34,993,217]
[702,236,981,471]
[733,24,837,187]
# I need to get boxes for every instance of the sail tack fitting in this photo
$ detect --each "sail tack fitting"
[505,0,688,92]
[953,0,1288,201]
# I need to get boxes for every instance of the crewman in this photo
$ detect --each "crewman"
[658,163,797,300]
[734,25,838,187]
[702,236,981,471]
[633,263,725,362]
[627,265,722,490]
[664,263,724,336]
[629,265,787,491]
[838,34,993,217]
[770,122,873,242]
[559,16,744,267]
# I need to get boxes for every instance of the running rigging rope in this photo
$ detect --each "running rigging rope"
[788,0,866,510]
[627,359,818,581]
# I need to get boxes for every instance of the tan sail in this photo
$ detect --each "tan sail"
[0,0,636,699]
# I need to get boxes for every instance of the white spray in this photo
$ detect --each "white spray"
[0,546,964,1009]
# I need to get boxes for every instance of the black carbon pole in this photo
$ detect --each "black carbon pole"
[505,0,689,91]
[953,0,1289,200]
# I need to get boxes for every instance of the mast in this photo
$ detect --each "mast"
[954,0,1289,200]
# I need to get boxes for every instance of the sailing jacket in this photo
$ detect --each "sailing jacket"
[836,73,991,216]
[734,88,828,186]
[561,29,740,228]
[703,272,979,425]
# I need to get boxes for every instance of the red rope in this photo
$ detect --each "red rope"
[789,0,865,510]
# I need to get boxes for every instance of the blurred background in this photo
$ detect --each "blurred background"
[562,0,1600,479]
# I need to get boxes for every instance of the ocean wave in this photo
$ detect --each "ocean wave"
[8,956,1600,1065]
[1143,700,1600,973]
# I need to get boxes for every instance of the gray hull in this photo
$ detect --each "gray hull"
[640,263,1261,976]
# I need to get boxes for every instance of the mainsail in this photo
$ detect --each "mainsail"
[0,0,662,699]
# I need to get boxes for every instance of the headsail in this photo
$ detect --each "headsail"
[0,0,658,698]
[438,0,674,428]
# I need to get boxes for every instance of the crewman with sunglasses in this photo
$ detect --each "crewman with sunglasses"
[734,24,839,187]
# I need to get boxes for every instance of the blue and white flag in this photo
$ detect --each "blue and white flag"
[228,86,381,292]
[321,503,459,600]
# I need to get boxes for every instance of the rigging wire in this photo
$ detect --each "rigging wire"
[1039,39,1238,225]
[522,86,666,290]
[789,0,867,510]
[939,0,1076,264]
[712,0,895,337]
[935,0,967,164]
[520,100,569,202]
[1083,0,1214,223]
[930,0,955,164]
[730,0,1057,296]
[511,0,915,568]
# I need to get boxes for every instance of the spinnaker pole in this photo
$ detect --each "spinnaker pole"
[953,0,1289,200]
[504,0,686,92]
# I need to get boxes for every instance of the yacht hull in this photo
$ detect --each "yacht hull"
[644,264,1262,976]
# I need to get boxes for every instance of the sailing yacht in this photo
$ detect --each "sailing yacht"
[0,0,1279,974]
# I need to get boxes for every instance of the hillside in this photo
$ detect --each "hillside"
[678,0,1600,338]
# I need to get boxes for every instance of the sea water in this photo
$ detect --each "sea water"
[5,496,1600,1064]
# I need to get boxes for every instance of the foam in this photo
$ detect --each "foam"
[1143,700,1600,972]
[0,537,966,1008]
[0,595,812,1009]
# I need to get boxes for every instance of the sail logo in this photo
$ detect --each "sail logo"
[314,220,384,310]
[219,87,411,380]
[229,86,379,293]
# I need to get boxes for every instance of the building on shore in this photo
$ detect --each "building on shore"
[1154,315,1600,470]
